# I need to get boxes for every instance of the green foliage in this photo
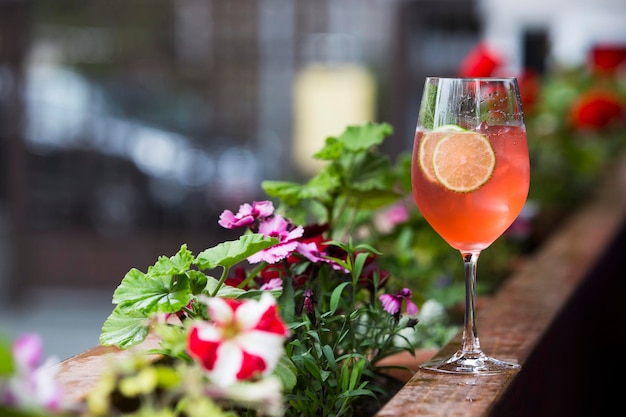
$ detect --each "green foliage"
[100,238,276,349]
[0,335,14,376]
[263,122,401,238]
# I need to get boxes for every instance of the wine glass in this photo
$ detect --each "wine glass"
[411,77,530,374]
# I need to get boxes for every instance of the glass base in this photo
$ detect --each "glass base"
[419,350,520,375]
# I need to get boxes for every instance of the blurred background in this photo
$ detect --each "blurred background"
[1,0,625,359]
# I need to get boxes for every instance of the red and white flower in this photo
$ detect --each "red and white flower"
[187,293,289,387]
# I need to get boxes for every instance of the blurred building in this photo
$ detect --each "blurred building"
[0,0,481,297]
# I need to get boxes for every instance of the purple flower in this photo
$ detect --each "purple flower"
[219,200,275,229]
[247,215,304,264]
[379,288,419,317]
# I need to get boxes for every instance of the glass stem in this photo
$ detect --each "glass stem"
[460,250,481,354]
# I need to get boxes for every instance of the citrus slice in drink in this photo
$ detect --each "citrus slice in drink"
[432,131,496,192]
[418,125,466,183]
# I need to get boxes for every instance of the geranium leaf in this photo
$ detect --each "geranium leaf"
[99,306,150,348]
[261,180,303,206]
[346,189,402,210]
[195,234,277,270]
[300,169,342,203]
[337,122,393,152]
[112,268,192,314]
[148,244,195,276]
[345,152,393,192]
[187,270,209,294]
[314,136,344,161]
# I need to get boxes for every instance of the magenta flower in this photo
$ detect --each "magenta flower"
[247,215,304,264]
[295,241,347,272]
[379,288,419,317]
[219,200,275,229]
[187,293,289,387]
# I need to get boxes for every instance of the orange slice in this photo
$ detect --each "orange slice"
[432,131,496,192]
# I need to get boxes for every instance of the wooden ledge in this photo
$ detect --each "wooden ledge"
[376,156,626,417]
[54,334,161,404]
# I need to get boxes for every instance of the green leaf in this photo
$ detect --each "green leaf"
[112,268,192,314]
[301,168,342,203]
[344,189,401,210]
[204,276,246,298]
[344,152,393,192]
[235,288,282,300]
[352,252,371,282]
[261,180,303,206]
[349,357,366,390]
[313,136,344,161]
[274,355,298,391]
[329,282,351,315]
[339,388,375,399]
[195,234,277,270]
[99,306,150,348]
[321,345,338,371]
[336,122,393,152]
[0,336,14,375]
[278,272,296,324]
[301,353,322,381]
[148,244,194,276]
[187,270,209,294]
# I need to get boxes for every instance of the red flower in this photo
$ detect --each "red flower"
[569,90,624,130]
[225,266,248,289]
[459,43,503,77]
[590,44,626,75]
[517,69,542,114]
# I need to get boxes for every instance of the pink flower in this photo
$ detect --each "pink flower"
[187,293,289,387]
[219,201,275,229]
[379,288,419,317]
[247,215,304,264]
[260,278,283,291]
[373,202,410,233]
[13,333,43,372]
[295,241,347,272]
[1,333,65,412]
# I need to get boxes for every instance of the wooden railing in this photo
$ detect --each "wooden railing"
[54,156,626,416]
